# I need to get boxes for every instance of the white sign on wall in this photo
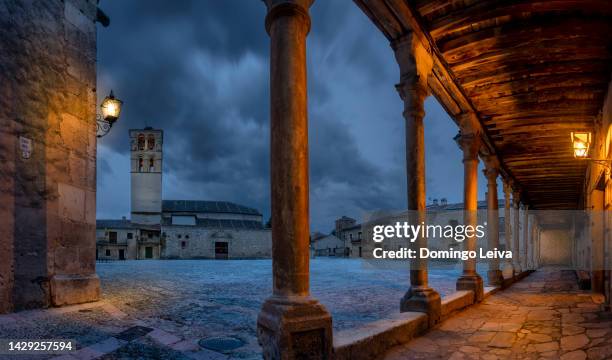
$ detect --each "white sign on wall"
[19,136,32,159]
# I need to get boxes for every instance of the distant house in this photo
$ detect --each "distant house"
[335,216,363,258]
[312,234,345,257]
[96,218,161,260]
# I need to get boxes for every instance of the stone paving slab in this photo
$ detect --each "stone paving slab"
[385,268,612,360]
[0,259,473,359]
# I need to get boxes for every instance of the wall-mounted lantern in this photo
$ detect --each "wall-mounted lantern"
[571,131,611,170]
[97,90,123,138]
[571,132,591,158]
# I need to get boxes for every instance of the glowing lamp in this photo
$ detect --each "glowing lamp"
[100,90,123,123]
[571,132,591,158]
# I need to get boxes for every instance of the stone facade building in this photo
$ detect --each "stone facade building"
[96,127,271,260]
[0,0,101,312]
[312,234,345,257]
[334,216,364,258]
[95,219,161,260]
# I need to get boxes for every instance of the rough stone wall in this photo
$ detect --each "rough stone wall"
[0,21,15,310]
[0,0,99,311]
[162,227,271,259]
[539,228,572,266]
[583,77,612,296]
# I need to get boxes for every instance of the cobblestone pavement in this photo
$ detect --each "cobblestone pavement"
[0,259,490,359]
[385,268,612,360]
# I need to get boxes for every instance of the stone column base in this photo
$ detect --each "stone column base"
[502,262,515,280]
[400,286,441,327]
[513,263,523,277]
[257,295,332,360]
[592,270,605,293]
[456,274,484,303]
[50,274,100,307]
[487,270,504,286]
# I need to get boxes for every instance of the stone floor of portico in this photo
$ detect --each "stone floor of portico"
[384,268,612,360]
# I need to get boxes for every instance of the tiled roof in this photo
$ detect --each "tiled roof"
[161,217,264,230]
[96,219,133,229]
[426,200,505,211]
[162,200,261,216]
[96,220,161,231]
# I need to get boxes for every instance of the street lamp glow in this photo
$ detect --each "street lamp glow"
[100,90,123,123]
[571,132,591,158]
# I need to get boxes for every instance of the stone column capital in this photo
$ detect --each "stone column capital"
[483,167,499,184]
[391,33,426,79]
[512,190,521,207]
[264,0,312,35]
[455,131,481,161]
[482,155,500,183]
[392,32,430,102]
[502,179,513,193]
[395,80,427,120]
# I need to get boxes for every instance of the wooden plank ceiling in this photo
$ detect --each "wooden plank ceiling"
[355,0,612,209]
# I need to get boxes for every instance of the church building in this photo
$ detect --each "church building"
[96,128,271,260]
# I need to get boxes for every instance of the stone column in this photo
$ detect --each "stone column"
[522,204,529,270]
[258,1,332,358]
[483,157,503,285]
[529,215,536,270]
[456,131,484,302]
[502,181,514,279]
[512,191,522,275]
[392,34,441,326]
[536,224,540,268]
[591,190,605,293]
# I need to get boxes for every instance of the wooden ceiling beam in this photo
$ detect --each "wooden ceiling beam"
[365,0,516,182]
[353,0,612,209]
[426,0,612,42]
[459,59,612,88]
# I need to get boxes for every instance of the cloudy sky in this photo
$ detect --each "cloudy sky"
[96,0,498,233]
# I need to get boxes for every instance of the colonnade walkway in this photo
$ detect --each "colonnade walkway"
[384,268,612,360]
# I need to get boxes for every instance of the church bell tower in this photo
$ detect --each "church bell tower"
[130,127,163,225]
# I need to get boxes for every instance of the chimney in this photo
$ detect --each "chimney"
[441,198,448,206]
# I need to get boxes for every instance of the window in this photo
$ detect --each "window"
[178,234,182,239]
[148,232,153,239]
[109,231,117,244]
[349,233,353,241]
[127,233,133,239]
[137,134,145,150]
[181,241,187,249]
[358,231,362,240]
[149,157,155,172]
[138,157,144,172]
[105,249,111,256]
[185,235,190,239]
[147,134,155,150]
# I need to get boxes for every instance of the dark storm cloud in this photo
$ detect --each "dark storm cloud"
[96,0,485,232]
